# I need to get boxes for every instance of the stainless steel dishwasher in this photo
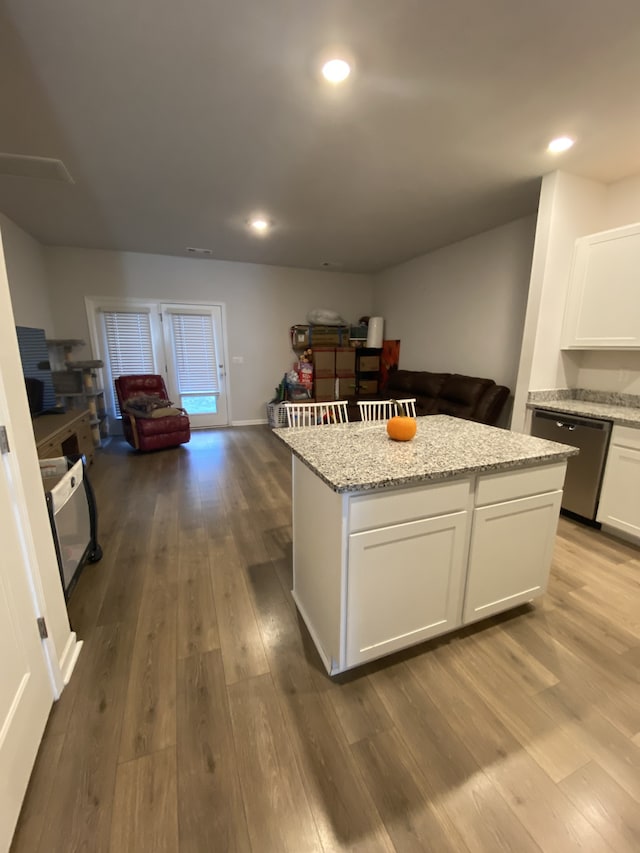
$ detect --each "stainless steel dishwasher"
[531,409,612,522]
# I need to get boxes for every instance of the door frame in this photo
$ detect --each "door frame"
[86,295,232,428]
[160,302,229,428]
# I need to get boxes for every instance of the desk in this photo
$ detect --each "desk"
[32,409,94,465]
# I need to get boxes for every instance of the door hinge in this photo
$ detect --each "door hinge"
[37,617,48,639]
[0,425,9,454]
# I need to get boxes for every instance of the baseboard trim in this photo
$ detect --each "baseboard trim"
[231,419,268,426]
[58,632,83,687]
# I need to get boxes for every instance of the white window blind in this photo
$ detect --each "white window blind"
[170,313,219,394]
[102,310,155,416]
[102,310,154,376]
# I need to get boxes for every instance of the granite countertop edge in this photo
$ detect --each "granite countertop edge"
[526,396,640,427]
[285,444,578,494]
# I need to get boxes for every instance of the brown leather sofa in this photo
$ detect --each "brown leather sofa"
[383,369,510,426]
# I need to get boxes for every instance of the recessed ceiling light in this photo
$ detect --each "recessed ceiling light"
[322,58,351,83]
[249,216,270,234]
[547,136,575,153]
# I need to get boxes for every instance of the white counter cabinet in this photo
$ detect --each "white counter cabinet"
[562,222,640,349]
[596,425,640,539]
[463,465,564,624]
[292,455,567,675]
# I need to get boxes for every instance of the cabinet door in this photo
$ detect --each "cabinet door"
[562,223,640,348]
[596,433,640,538]
[346,511,468,667]
[463,491,561,625]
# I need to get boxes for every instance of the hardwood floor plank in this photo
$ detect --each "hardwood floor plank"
[176,525,220,659]
[36,622,135,853]
[9,733,65,853]
[534,688,640,803]
[560,761,640,852]
[443,631,589,783]
[207,533,269,685]
[227,674,322,853]
[245,552,395,851]
[176,651,251,853]
[109,747,178,853]
[350,729,471,853]
[118,577,178,762]
[489,748,616,851]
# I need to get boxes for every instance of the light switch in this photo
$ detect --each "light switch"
[232,355,244,364]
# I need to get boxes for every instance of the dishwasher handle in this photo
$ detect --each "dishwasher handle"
[532,409,612,432]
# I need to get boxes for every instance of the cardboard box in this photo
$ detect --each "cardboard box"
[314,377,337,401]
[335,347,356,377]
[358,379,379,395]
[313,348,336,378]
[359,355,380,373]
[337,376,358,397]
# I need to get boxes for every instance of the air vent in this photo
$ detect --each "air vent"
[186,247,213,256]
[0,153,74,183]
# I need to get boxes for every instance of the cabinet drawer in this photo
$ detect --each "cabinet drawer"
[610,424,640,451]
[475,462,566,507]
[38,440,62,459]
[359,355,380,372]
[349,478,471,533]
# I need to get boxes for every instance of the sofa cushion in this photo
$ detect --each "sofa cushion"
[435,374,494,419]
[387,370,449,415]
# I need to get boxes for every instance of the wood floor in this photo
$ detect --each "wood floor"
[11,426,640,852]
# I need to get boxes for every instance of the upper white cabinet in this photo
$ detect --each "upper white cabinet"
[562,222,640,349]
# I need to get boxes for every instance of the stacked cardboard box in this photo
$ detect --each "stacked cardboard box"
[313,347,356,401]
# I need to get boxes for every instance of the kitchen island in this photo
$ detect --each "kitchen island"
[274,415,578,675]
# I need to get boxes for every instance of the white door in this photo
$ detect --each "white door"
[161,304,229,428]
[0,417,53,852]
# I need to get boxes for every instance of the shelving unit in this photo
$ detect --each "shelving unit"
[47,339,108,447]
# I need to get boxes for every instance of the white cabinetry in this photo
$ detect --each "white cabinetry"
[292,457,567,675]
[562,222,640,349]
[347,511,468,667]
[596,425,640,539]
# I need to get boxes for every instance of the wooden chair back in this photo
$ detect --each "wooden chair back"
[357,398,417,421]
[285,401,350,427]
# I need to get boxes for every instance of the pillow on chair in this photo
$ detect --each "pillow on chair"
[123,393,173,415]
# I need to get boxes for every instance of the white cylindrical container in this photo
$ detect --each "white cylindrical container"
[366,316,384,348]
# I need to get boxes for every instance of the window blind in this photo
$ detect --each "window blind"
[103,311,154,376]
[102,310,155,415]
[170,313,219,394]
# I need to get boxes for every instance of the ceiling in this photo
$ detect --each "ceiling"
[2,1,640,274]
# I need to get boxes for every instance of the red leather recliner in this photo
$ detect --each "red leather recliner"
[114,374,191,452]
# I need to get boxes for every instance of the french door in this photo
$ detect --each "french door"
[161,304,228,428]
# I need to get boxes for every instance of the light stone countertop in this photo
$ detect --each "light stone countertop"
[273,415,578,493]
[526,398,640,427]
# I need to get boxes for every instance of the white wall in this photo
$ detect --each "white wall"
[512,170,640,430]
[371,216,536,395]
[574,173,640,396]
[0,213,54,333]
[44,248,374,423]
[0,222,74,691]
